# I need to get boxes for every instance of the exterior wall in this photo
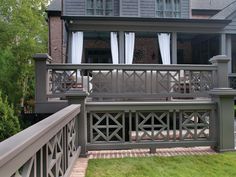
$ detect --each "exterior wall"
[49,16,65,63]
[181,0,190,18]
[140,0,155,17]
[64,0,86,16]
[63,0,190,18]
[121,0,139,16]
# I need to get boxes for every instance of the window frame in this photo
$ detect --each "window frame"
[156,0,181,18]
[86,0,114,16]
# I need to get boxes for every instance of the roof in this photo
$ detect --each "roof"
[47,0,61,12]
[191,0,236,10]
[211,1,236,19]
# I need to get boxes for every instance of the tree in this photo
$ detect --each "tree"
[0,0,48,109]
[0,92,21,141]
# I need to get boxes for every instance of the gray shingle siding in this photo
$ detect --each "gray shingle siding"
[121,0,139,16]
[64,0,85,16]
[140,0,155,17]
[181,0,190,18]
[63,0,190,18]
[114,0,120,16]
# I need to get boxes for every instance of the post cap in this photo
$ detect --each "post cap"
[209,55,230,64]
[210,88,236,96]
[33,53,52,62]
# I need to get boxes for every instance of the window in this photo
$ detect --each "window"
[156,0,181,18]
[86,0,113,16]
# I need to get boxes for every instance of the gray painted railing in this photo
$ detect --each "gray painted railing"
[47,64,217,100]
[86,101,217,151]
[229,73,236,89]
[0,105,81,177]
[33,54,236,154]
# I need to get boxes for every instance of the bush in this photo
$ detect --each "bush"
[0,92,21,142]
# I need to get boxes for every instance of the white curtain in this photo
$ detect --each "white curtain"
[72,31,83,64]
[158,33,171,65]
[72,32,83,78]
[110,32,119,64]
[125,32,135,64]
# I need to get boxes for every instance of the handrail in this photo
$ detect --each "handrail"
[47,63,218,71]
[0,104,80,177]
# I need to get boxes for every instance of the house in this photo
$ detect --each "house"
[47,0,236,72]
[1,2,236,176]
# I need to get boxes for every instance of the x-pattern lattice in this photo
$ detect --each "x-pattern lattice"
[90,112,125,143]
[156,71,180,93]
[67,119,77,163]
[90,70,112,94]
[47,130,64,177]
[187,71,213,93]
[52,70,77,93]
[122,71,146,93]
[180,110,210,140]
[136,112,169,142]
[229,76,236,89]
[11,156,36,177]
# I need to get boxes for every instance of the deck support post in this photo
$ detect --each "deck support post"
[66,92,88,157]
[33,53,52,110]
[210,88,236,152]
[210,55,236,152]
[209,55,230,88]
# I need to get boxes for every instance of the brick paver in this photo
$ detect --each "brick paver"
[70,147,216,177]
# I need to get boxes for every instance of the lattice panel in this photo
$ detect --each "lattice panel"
[90,112,125,143]
[156,71,181,93]
[186,71,213,93]
[47,130,64,177]
[89,70,112,94]
[136,112,169,142]
[229,76,236,89]
[67,119,77,163]
[122,71,146,93]
[51,70,78,93]
[180,110,210,140]
[11,156,36,177]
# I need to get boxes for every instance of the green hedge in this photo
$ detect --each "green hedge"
[0,92,21,142]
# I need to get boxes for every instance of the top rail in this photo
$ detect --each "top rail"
[47,63,218,71]
[0,104,80,177]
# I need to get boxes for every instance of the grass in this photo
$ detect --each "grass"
[86,152,236,177]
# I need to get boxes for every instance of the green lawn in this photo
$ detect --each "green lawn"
[86,152,236,177]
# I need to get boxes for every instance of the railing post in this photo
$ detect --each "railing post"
[210,88,236,152]
[33,53,52,103]
[66,92,88,157]
[209,55,236,152]
[209,55,230,88]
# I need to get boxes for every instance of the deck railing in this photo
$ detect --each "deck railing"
[86,101,217,151]
[0,105,81,177]
[47,64,217,100]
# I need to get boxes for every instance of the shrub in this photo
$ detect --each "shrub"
[0,92,21,142]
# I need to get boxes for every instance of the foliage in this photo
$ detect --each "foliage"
[0,92,21,142]
[86,152,236,177]
[0,0,48,108]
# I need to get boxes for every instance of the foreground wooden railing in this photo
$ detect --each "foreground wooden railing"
[86,101,217,151]
[0,105,80,177]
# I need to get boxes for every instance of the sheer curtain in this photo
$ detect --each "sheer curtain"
[72,31,84,65]
[110,32,119,64]
[125,32,135,64]
[72,31,83,79]
[158,33,171,65]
